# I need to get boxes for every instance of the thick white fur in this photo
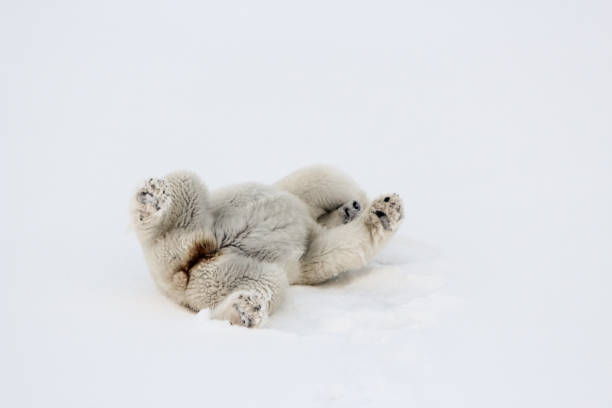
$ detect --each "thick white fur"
[131,165,404,328]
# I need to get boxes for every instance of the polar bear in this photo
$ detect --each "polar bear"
[131,165,403,328]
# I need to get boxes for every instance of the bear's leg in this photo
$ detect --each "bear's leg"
[295,194,404,285]
[186,251,288,328]
[275,165,368,224]
[131,172,210,240]
[133,177,171,222]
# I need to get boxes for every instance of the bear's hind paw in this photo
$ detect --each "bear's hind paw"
[211,291,267,328]
[135,177,170,221]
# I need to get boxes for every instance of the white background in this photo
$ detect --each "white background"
[2,1,611,407]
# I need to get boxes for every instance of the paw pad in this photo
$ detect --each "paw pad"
[226,292,266,328]
[135,177,170,220]
[369,193,403,232]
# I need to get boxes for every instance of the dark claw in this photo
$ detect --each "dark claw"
[352,201,360,210]
[137,191,152,204]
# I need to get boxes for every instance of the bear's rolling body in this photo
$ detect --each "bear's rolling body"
[132,165,403,327]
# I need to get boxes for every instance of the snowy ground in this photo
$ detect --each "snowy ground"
[3,1,611,407]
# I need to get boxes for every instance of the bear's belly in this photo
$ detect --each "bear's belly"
[211,184,314,264]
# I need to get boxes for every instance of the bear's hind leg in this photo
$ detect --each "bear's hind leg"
[186,251,288,328]
[134,177,170,222]
[131,171,210,240]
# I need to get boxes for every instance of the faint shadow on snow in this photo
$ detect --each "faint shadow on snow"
[197,235,461,336]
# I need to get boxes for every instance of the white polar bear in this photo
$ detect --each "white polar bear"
[131,165,403,328]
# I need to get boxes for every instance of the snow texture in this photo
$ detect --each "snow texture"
[2,1,611,407]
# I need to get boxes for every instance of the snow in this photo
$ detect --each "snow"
[3,1,611,407]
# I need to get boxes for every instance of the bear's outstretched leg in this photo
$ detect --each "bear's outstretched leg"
[134,177,171,223]
[185,251,288,328]
[295,194,404,285]
[131,171,211,241]
[275,165,368,223]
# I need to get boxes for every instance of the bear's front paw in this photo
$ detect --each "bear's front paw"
[134,178,170,222]
[212,291,267,328]
[367,193,404,234]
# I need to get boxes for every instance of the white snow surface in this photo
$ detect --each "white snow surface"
[2,1,611,407]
